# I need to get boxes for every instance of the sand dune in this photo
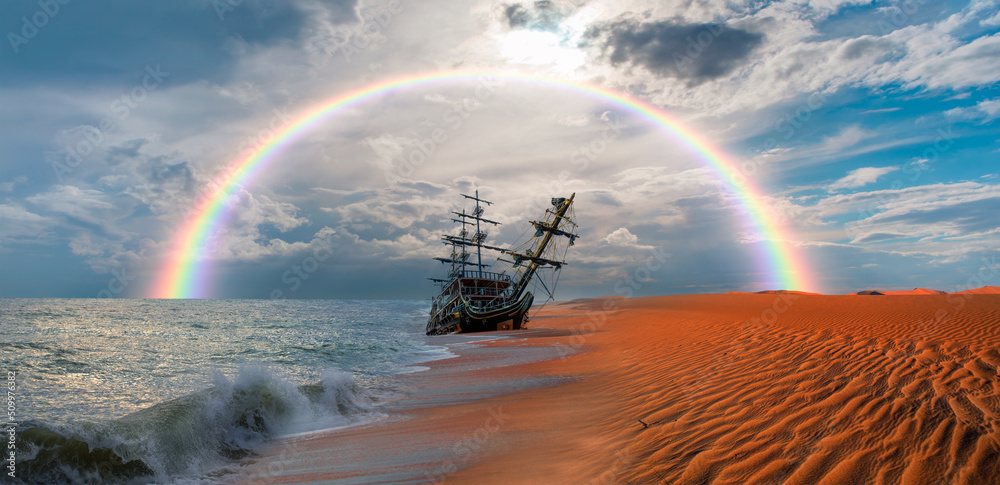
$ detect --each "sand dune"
[955,286,1000,295]
[879,288,949,295]
[449,294,1000,484]
[854,288,950,295]
[755,290,824,296]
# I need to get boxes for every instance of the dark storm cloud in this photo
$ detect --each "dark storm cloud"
[0,0,346,87]
[503,4,530,28]
[501,1,567,31]
[150,160,196,190]
[584,19,764,83]
[107,139,147,165]
[838,36,893,61]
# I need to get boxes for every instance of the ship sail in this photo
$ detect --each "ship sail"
[426,191,578,335]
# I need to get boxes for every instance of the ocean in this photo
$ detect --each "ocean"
[1,299,439,484]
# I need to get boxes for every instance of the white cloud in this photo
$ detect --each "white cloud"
[198,190,310,261]
[359,133,415,180]
[423,93,450,104]
[331,181,453,230]
[602,227,657,250]
[862,107,901,114]
[68,233,120,257]
[0,204,51,242]
[947,97,1000,122]
[0,176,27,193]
[983,9,1000,26]
[214,81,265,106]
[822,125,874,151]
[979,98,1000,120]
[827,166,899,192]
[554,113,592,127]
[820,182,1000,248]
[882,31,1000,91]
[26,185,117,221]
[603,227,639,246]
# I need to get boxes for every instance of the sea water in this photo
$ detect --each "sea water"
[0,299,437,484]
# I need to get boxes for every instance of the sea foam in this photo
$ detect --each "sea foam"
[14,365,371,484]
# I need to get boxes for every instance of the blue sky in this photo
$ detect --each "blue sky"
[0,0,998,298]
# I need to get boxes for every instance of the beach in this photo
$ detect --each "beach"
[245,291,1000,484]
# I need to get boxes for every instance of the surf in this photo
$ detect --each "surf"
[13,365,372,484]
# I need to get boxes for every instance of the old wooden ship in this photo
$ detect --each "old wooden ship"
[426,191,578,335]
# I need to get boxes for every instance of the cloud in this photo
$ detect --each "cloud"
[26,185,118,225]
[827,166,900,192]
[0,204,52,245]
[55,135,200,217]
[821,125,875,151]
[836,36,894,62]
[20,184,146,273]
[818,182,1000,252]
[554,113,593,127]
[500,2,573,32]
[0,0,316,87]
[503,4,531,28]
[565,1,1000,115]
[332,181,453,230]
[0,176,26,193]
[823,125,875,150]
[984,9,1000,26]
[197,189,310,261]
[862,107,901,114]
[603,227,639,246]
[851,232,910,243]
[584,19,765,83]
[880,29,1000,91]
[358,133,425,183]
[974,98,1000,119]
[232,191,308,232]
[322,0,359,22]
[945,97,1000,123]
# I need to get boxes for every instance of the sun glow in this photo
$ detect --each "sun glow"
[497,30,586,72]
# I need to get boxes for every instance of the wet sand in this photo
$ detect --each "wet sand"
[243,291,1000,484]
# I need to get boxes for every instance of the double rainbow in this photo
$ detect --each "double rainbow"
[150,70,816,298]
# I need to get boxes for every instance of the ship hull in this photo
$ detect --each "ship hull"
[426,292,534,335]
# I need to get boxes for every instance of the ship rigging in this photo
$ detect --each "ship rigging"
[426,190,578,335]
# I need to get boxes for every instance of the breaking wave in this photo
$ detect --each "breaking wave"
[13,366,371,484]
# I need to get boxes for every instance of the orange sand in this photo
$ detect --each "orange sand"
[955,286,1000,295]
[875,288,949,295]
[250,293,1000,484]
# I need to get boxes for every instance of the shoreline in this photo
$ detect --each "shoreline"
[243,293,1000,484]
[238,321,581,484]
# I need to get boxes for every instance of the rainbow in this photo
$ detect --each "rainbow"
[150,70,816,298]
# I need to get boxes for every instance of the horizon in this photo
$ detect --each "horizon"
[1,284,997,300]
[2,0,998,299]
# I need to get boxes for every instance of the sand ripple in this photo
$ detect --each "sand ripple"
[569,295,1000,485]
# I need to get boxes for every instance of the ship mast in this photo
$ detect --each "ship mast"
[506,193,576,300]
[450,190,500,277]
[431,190,503,282]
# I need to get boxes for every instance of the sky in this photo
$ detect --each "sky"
[0,0,998,299]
